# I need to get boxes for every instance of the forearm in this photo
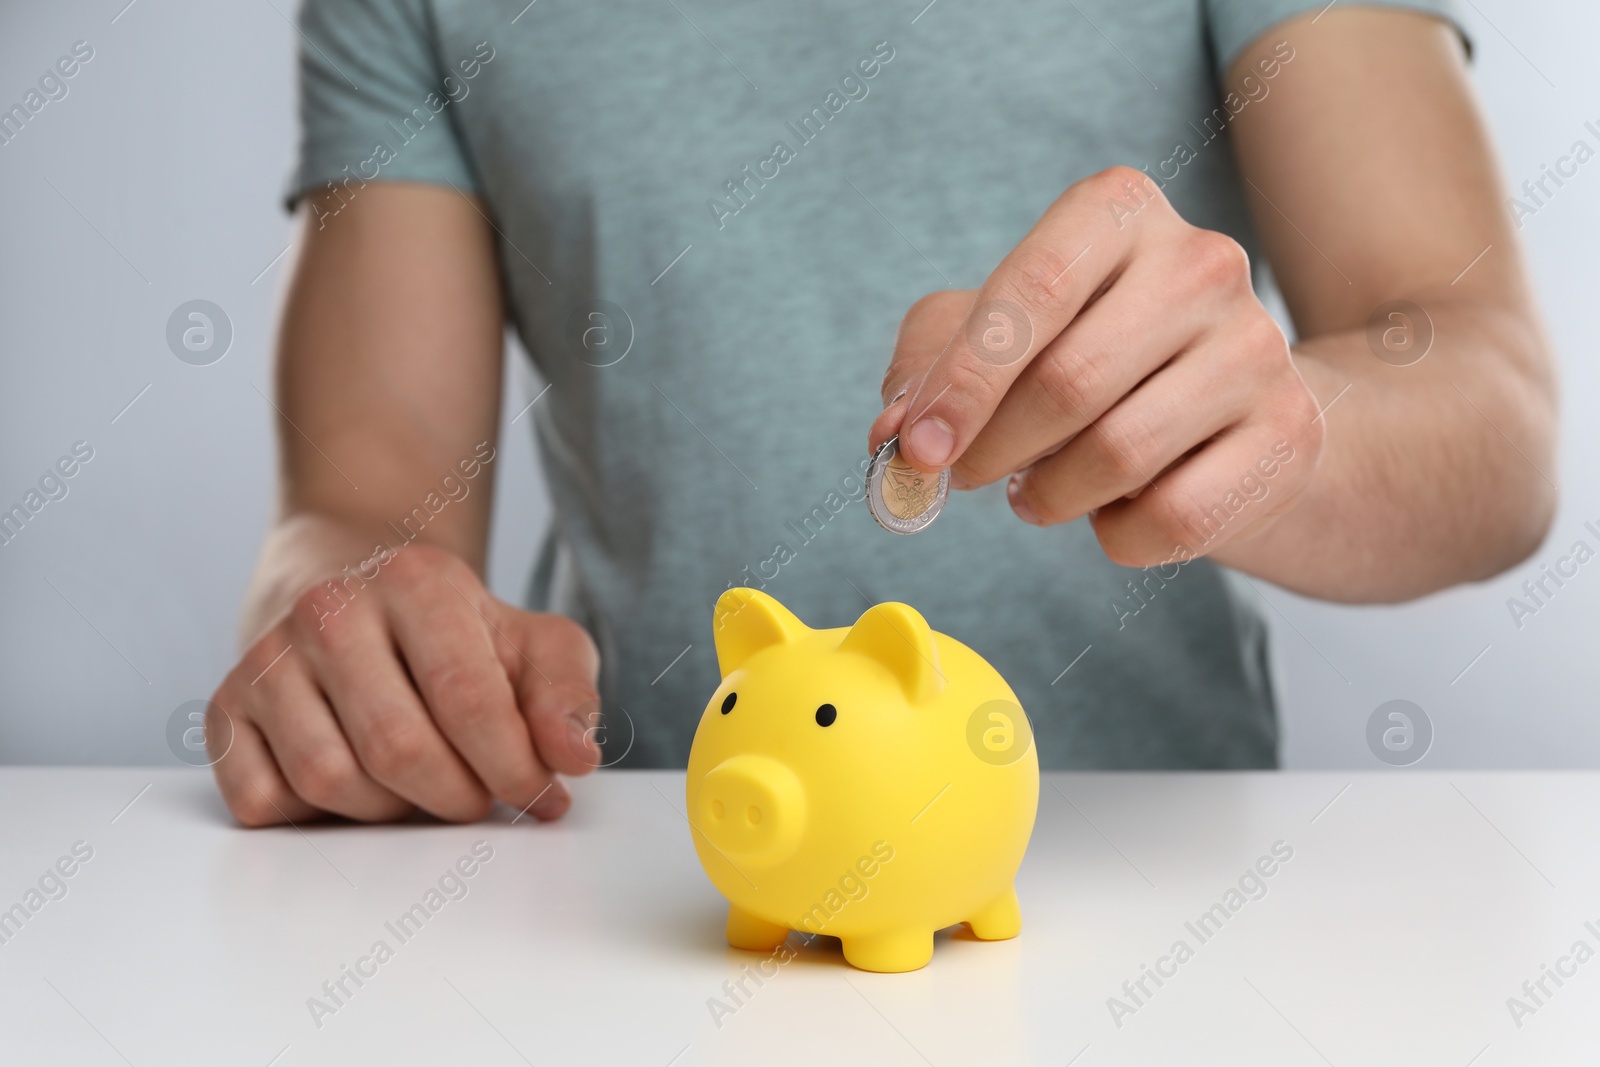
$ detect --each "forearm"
[1213,291,1556,601]
[241,184,506,644]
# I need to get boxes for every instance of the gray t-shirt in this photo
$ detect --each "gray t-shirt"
[290,0,1463,769]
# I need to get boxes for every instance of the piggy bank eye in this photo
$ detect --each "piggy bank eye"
[721,692,737,715]
[815,703,837,727]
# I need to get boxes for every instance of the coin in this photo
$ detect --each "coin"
[866,434,950,535]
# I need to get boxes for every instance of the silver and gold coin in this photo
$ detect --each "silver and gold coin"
[866,434,949,535]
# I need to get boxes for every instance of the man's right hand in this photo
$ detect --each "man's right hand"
[216,182,582,827]
[209,538,602,827]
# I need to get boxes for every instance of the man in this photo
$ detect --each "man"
[208,0,1555,826]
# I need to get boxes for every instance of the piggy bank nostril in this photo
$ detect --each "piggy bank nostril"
[747,805,761,825]
[711,799,725,819]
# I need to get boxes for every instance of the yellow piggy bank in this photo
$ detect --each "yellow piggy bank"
[685,588,1039,972]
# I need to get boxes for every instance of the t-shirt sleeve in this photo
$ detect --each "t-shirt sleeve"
[285,0,479,210]
[1205,0,1472,80]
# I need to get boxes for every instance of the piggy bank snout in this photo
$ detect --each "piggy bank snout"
[695,755,806,866]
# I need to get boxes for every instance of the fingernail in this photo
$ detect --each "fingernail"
[568,710,597,766]
[1007,476,1043,525]
[907,417,955,468]
[531,781,570,821]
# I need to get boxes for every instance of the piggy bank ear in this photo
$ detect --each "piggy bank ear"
[712,588,808,677]
[838,602,945,704]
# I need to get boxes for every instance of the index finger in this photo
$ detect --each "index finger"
[896,167,1158,472]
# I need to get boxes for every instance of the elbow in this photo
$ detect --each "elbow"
[1465,375,1560,584]
[1380,364,1559,599]
[1471,465,1558,583]
[1465,300,1561,582]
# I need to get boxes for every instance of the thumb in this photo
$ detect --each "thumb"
[490,601,605,778]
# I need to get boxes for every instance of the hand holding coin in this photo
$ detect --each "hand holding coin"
[866,165,1323,564]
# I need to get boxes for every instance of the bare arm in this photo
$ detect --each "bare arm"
[1214,8,1556,599]
[211,184,600,827]
[243,183,505,636]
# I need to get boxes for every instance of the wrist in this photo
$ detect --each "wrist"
[239,511,407,646]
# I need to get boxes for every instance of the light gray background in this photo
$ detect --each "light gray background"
[0,0,1594,767]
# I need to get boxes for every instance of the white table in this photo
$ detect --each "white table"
[0,769,1594,1065]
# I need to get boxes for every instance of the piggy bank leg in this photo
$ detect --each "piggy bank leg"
[726,905,790,952]
[841,929,934,973]
[965,886,1022,940]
